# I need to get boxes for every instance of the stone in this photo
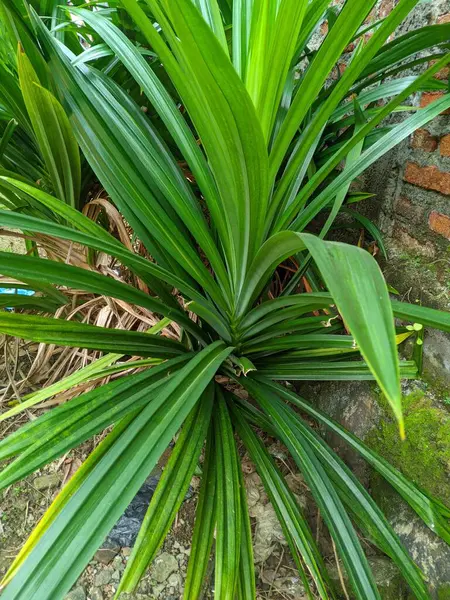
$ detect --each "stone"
[111,570,121,581]
[94,548,119,565]
[167,573,181,588]
[94,569,113,587]
[423,330,450,387]
[137,579,151,594]
[404,163,450,196]
[33,473,60,491]
[300,380,381,485]
[379,490,450,597]
[90,589,104,600]
[112,555,126,572]
[64,586,86,600]
[367,386,450,594]
[152,583,166,597]
[150,552,178,583]
[429,211,450,241]
[329,557,407,599]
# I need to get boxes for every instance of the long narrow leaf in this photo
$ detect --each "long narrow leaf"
[0,341,232,600]
[116,384,214,595]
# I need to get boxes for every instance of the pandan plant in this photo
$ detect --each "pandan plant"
[0,0,450,598]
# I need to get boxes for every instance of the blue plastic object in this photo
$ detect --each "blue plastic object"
[0,287,35,310]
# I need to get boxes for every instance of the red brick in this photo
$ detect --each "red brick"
[437,14,450,24]
[429,211,450,240]
[440,134,450,157]
[404,162,450,195]
[411,129,438,152]
[420,92,450,116]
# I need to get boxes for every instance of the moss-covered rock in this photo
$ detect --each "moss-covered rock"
[368,386,450,594]
[328,557,408,599]
[368,389,450,506]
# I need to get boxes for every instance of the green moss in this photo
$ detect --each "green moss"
[367,390,450,506]
[438,584,450,600]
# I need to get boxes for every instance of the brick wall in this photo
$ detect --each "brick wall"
[360,1,450,318]
[357,0,450,386]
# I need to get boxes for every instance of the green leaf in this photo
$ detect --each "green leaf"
[288,64,450,232]
[0,312,186,357]
[255,360,417,381]
[192,0,227,50]
[0,119,18,160]
[249,384,381,600]
[236,453,256,600]
[0,205,221,321]
[125,0,269,294]
[237,229,402,433]
[183,424,217,600]
[17,46,80,207]
[31,11,228,307]
[391,300,450,333]
[250,375,450,535]
[242,333,355,356]
[0,176,116,241]
[0,341,232,599]
[0,358,189,487]
[269,0,378,179]
[0,293,61,311]
[239,292,333,330]
[250,0,309,142]
[301,233,403,435]
[66,8,232,301]
[230,398,331,599]
[360,23,450,80]
[2,413,134,589]
[214,387,242,599]
[237,230,307,315]
[0,243,206,341]
[340,208,388,259]
[116,384,214,595]
[241,315,334,347]
[277,53,450,233]
[295,423,429,599]
[232,0,253,79]
[241,379,429,599]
